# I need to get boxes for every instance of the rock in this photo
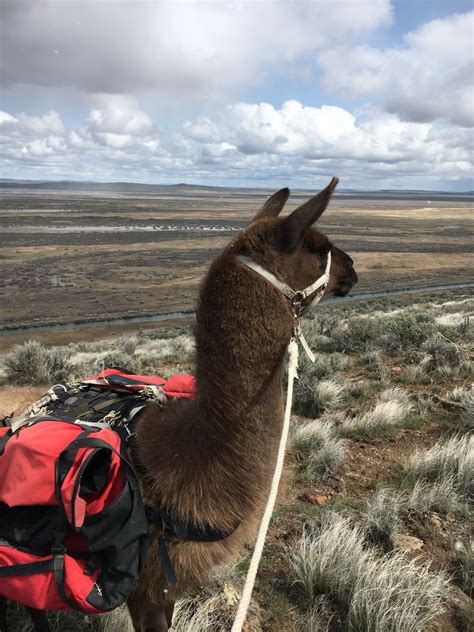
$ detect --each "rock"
[430,512,443,528]
[391,366,402,372]
[298,492,328,505]
[390,534,424,552]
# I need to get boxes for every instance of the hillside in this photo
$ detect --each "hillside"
[0,291,472,631]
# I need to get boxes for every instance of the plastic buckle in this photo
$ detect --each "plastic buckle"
[51,542,66,555]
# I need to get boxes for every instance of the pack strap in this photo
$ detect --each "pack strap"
[144,504,239,588]
[145,505,237,543]
[0,559,54,577]
[157,535,177,586]
[0,429,13,455]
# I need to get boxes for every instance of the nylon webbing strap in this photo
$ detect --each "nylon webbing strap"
[236,251,331,312]
[0,559,54,577]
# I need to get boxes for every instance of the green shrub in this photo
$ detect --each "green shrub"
[421,335,466,368]
[331,317,383,354]
[378,312,435,354]
[300,352,351,381]
[294,378,348,419]
[2,341,71,385]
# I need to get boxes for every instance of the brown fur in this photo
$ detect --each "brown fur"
[128,179,357,631]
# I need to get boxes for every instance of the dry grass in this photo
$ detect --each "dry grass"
[403,434,473,499]
[289,514,449,632]
[405,478,469,515]
[362,488,402,543]
[291,420,345,479]
[340,388,414,437]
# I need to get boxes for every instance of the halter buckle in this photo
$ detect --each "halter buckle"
[291,291,305,317]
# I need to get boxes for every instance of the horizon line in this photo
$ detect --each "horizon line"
[0,177,472,195]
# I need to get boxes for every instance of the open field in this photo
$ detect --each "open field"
[0,185,472,347]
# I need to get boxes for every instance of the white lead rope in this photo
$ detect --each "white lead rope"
[231,337,299,632]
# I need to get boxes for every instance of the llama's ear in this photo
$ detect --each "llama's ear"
[251,187,290,222]
[280,177,338,251]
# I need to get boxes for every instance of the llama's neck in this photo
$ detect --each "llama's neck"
[194,253,292,431]
[138,253,293,530]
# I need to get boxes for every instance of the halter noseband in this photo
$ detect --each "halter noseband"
[236,251,331,363]
[236,250,331,316]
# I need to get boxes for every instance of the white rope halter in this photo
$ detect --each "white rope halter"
[236,250,331,363]
[230,252,331,632]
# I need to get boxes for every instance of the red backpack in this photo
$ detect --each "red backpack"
[0,368,196,614]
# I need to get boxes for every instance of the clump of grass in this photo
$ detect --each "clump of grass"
[406,359,432,384]
[461,396,474,431]
[362,488,401,543]
[340,388,414,437]
[289,514,369,605]
[291,420,345,479]
[444,385,474,430]
[347,380,371,400]
[447,384,474,403]
[359,349,383,366]
[294,378,348,419]
[403,435,473,499]
[405,478,468,515]
[458,387,474,431]
[288,513,448,632]
[348,548,448,632]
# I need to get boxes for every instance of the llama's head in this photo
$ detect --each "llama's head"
[235,177,357,305]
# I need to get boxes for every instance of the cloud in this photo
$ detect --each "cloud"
[319,11,474,126]
[1,0,392,97]
[184,100,472,164]
[71,95,156,150]
[183,100,473,185]
[0,97,162,175]
[2,97,471,188]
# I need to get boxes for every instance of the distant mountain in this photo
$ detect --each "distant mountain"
[0,178,472,199]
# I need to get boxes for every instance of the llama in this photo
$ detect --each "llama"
[127,177,358,631]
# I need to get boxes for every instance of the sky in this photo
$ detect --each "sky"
[0,0,473,190]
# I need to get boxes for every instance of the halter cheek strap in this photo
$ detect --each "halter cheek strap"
[236,251,331,312]
[236,251,332,362]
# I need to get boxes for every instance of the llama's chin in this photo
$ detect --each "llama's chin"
[332,280,354,297]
